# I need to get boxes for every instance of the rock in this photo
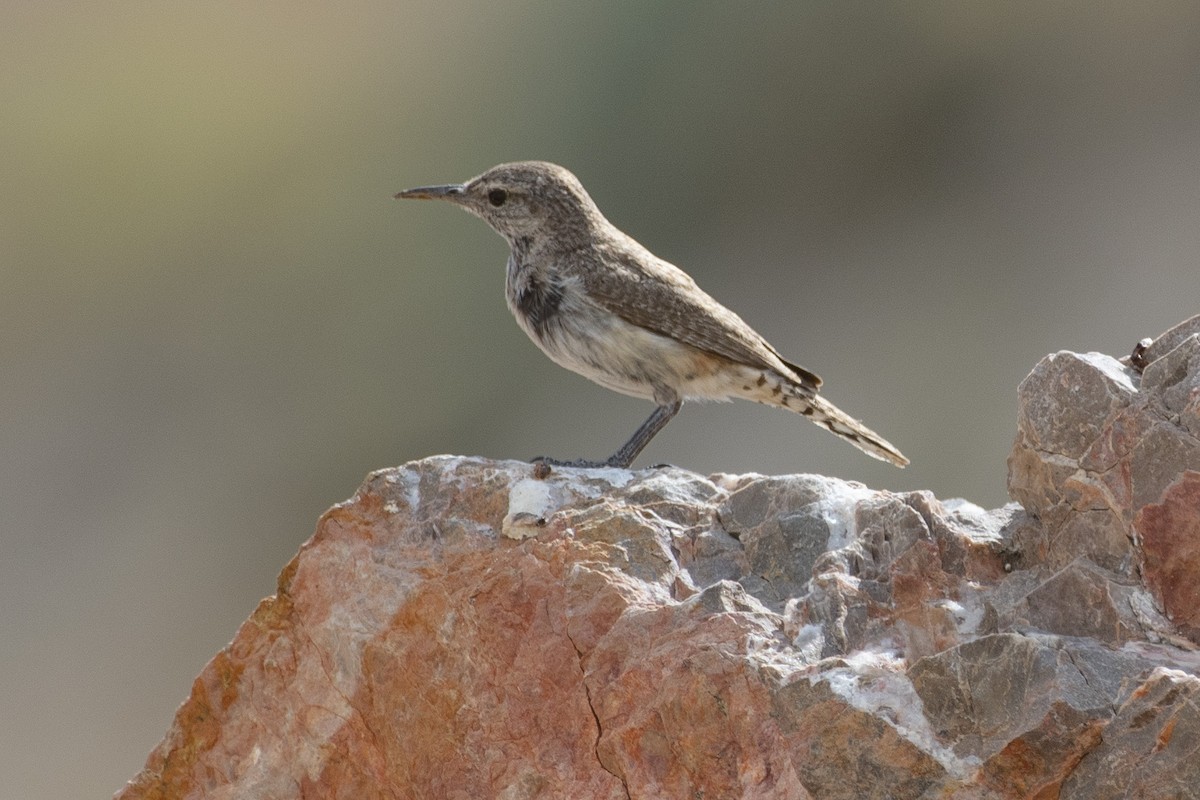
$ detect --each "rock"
[1136,471,1200,642]
[1009,315,1200,645]
[1061,664,1200,798]
[117,317,1200,799]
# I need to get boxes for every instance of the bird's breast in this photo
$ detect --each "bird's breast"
[508,270,566,340]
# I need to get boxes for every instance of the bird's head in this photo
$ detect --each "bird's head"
[396,161,600,245]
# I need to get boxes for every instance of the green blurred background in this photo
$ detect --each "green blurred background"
[3,3,1198,797]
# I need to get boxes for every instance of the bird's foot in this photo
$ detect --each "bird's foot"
[530,455,631,470]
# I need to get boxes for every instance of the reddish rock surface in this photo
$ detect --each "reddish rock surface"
[1009,314,1200,647]
[118,317,1200,800]
[1136,471,1200,643]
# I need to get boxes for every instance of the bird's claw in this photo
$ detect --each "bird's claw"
[530,456,614,469]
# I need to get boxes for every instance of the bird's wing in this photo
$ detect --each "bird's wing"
[577,238,822,390]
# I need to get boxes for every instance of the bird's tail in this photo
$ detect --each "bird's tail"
[798,393,909,467]
[730,367,909,467]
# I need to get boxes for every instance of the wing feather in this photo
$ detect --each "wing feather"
[577,237,822,390]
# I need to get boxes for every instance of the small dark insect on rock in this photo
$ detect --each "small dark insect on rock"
[1129,337,1153,372]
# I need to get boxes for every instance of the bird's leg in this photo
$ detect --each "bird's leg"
[532,400,683,470]
[604,400,682,467]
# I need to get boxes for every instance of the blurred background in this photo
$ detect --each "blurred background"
[2,2,1198,797]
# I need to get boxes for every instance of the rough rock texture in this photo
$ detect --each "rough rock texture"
[118,317,1200,800]
[1008,314,1200,647]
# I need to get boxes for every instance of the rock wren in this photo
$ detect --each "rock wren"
[396,161,908,469]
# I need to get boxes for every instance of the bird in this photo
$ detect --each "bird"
[395,161,908,469]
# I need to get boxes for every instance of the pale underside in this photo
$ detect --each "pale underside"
[508,269,800,409]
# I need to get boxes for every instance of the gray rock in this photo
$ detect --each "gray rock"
[1008,316,1200,646]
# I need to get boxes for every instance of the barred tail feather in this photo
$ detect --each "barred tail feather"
[805,394,909,467]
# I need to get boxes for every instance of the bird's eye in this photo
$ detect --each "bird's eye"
[488,188,508,207]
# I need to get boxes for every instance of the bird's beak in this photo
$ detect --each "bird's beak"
[394,183,466,201]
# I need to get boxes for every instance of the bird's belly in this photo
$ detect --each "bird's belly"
[517,298,746,403]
